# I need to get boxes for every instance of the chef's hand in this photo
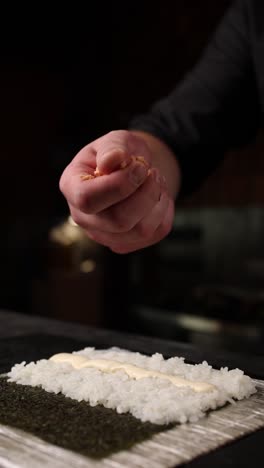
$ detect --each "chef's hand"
[59,130,175,253]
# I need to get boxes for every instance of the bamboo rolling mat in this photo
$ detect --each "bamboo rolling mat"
[0,379,263,468]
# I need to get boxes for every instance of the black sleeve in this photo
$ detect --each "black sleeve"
[129,0,260,197]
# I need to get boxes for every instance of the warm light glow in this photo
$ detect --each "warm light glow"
[49,216,84,245]
[80,259,96,273]
[49,216,99,249]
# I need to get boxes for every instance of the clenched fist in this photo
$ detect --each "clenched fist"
[59,130,177,253]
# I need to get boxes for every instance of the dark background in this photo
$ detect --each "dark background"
[1,1,264,354]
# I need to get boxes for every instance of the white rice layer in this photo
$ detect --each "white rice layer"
[7,347,257,425]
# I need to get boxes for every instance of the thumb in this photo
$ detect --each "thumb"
[94,130,150,175]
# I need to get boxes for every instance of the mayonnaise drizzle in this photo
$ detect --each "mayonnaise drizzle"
[49,353,216,393]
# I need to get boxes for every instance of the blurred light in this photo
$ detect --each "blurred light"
[49,216,100,250]
[80,259,96,273]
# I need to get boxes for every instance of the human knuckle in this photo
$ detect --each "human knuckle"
[111,211,133,232]
[152,186,161,204]
[59,173,67,195]
[105,129,128,143]
[112,129,129,139]
[73,189,94,214]
[115,218,131,232]
[89,232,108,247]
[160,220,172,239]
[135,222,153,240]
[110,245,127,254]
[106,130,118,139]
[149,174,162,201]
[70,210,83,227]
[115,181,131,199]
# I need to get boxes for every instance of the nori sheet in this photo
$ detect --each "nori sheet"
[0,377,172,459]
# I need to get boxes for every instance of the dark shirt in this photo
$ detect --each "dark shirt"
[129,0,264,197]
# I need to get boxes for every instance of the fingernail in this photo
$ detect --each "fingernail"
[129,163,147,185]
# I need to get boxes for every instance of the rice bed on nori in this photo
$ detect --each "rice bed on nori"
[0,377,170,459]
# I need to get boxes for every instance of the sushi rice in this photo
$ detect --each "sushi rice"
[7,347,257,425]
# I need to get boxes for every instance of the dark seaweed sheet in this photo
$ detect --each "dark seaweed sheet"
[0,377,172,459]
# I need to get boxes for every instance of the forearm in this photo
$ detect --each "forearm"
[130,130,181,200]
[129,1,259,197]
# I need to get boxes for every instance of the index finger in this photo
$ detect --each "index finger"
[60,152,149,214]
